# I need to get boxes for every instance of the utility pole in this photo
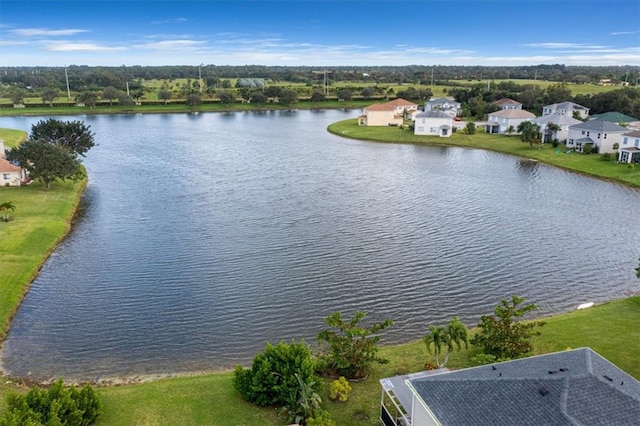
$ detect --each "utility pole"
[64,66,71,99]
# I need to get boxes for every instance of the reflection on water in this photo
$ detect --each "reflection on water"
[1,110,639,381]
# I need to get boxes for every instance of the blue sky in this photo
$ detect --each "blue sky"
[1,0,639,67]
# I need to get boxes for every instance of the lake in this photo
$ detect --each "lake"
[1,110,639,381]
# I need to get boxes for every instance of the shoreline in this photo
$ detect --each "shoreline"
[1,113,639,387]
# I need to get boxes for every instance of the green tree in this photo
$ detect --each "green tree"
[316,311,393,380]
[0,201,15,222]
[310,90,325,102]
[423,316,469,368]
[470,295,545,359]
[101,86,120,105]
[41,88,60,107]
[279,89,298,107]
[185,93,202,108]
[8,88,26,105]
[250,92,268,105]
[6,140,82,190]
[216,90,236,106]
[544,122,561,143]
[76,91,98,109]
[360,87,375,100]
[336,88,352,101]
[518,121,541,148]
[506,125,516,136]
[464,121,476,135]
[29,119,96,157]
[157,89,172,104]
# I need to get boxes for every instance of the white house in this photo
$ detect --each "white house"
[542,101,590,119]
[413,111,453,137]
[380,348,640,426]
[485,109,535,134]
[424,97,461,118]
[492,98,522,110]
[619,130,640,163]
[531,113,582,143]
[384,98,418,116]
[566,119,628,153]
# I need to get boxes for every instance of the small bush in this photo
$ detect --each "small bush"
[423,361,437,370]
[1,379,102,426]
[601,153,613,161]
[233,340,317,407]
[583,144,593,155]
[306,410,336,426]
[551,139,560,148]
[329,377,352,402]
[628,163,636,170]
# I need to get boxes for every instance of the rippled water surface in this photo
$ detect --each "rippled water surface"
[2,110,639,380]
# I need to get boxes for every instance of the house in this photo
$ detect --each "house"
[0,140,24,187]
[359,99,417,126]
[424,97,461,118]
[531,113,582,143]
[414,111,454,137]
[485,109,536,134]
[619,130,640,163]
[380,348,640,426]
[589,111,637,125]
[542,101,590,119]
[566,119,628,153]
[359,103,404,127]
[385,98,419,116]
[492,98,522,110]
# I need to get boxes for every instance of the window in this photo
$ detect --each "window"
[3,174,10,180]
[597,133,601,139]
[603,134,607,139]
[623,137,628,145]
[429,127,437,133]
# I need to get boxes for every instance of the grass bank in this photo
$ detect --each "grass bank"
[328,119,640,188]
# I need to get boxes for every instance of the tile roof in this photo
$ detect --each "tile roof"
[409,348,640,426]
[0,157,21,173]
[493,98,522,106]
[364,103,396,111]
[623,130,640,137]
[489,109,536,119]
[384,98,417,107]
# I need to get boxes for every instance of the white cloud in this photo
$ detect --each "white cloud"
[526,42,609,49]
[151,18,188,25]
[135,39,208,51]
[45,42,127,52]
[610,30,640,36]
[11,28,89,37]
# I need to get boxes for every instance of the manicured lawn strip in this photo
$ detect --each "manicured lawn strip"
[328,119,640,188]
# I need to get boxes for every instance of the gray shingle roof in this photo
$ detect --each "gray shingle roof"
[589,112,638,123]
[409,348,640,426]
[570,119,628,132]
[415,110,453,119]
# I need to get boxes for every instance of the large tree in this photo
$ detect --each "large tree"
[101,86,120,106]
[41,88,60,107]
[6,139,82,190]
[29,118,96,157]
[518,121,541,148]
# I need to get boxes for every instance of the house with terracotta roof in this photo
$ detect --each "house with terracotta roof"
[380,348,640,426]
[619,130,640,163]
[414,111,453,137]
[0,140,25,187]
[485,109,536,134]
[359,98,418,127]
[542,101,590,120]
[566,119,628,153]
[493,98,522,110]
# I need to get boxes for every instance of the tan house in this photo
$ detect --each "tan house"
[0,157,23,187]
[359,99,418,126]
[492,98,522,110]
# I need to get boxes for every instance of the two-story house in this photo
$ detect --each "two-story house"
[619,130,640,163]
[485,109,535,134]
[566,119,627,153]
[542,101,590,120]
[424,97,461,118]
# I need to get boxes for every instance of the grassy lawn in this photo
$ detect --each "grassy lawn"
[328,119,640,188]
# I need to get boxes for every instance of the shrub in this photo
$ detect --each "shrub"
[1,379,102,426]
[280,373,326,425]
[233,340,317,407]
[329,376,352,402]
[628,163,636,170]
[551,139,560,148]
[306,410,336,426]
[583,144,593,154]
[601,153,613,161]
[470,295,545,359]
[317,311,393,380]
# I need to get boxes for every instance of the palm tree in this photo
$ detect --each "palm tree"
[545,122,561,143]
[0,201,15,222]
[423,316,469,368]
